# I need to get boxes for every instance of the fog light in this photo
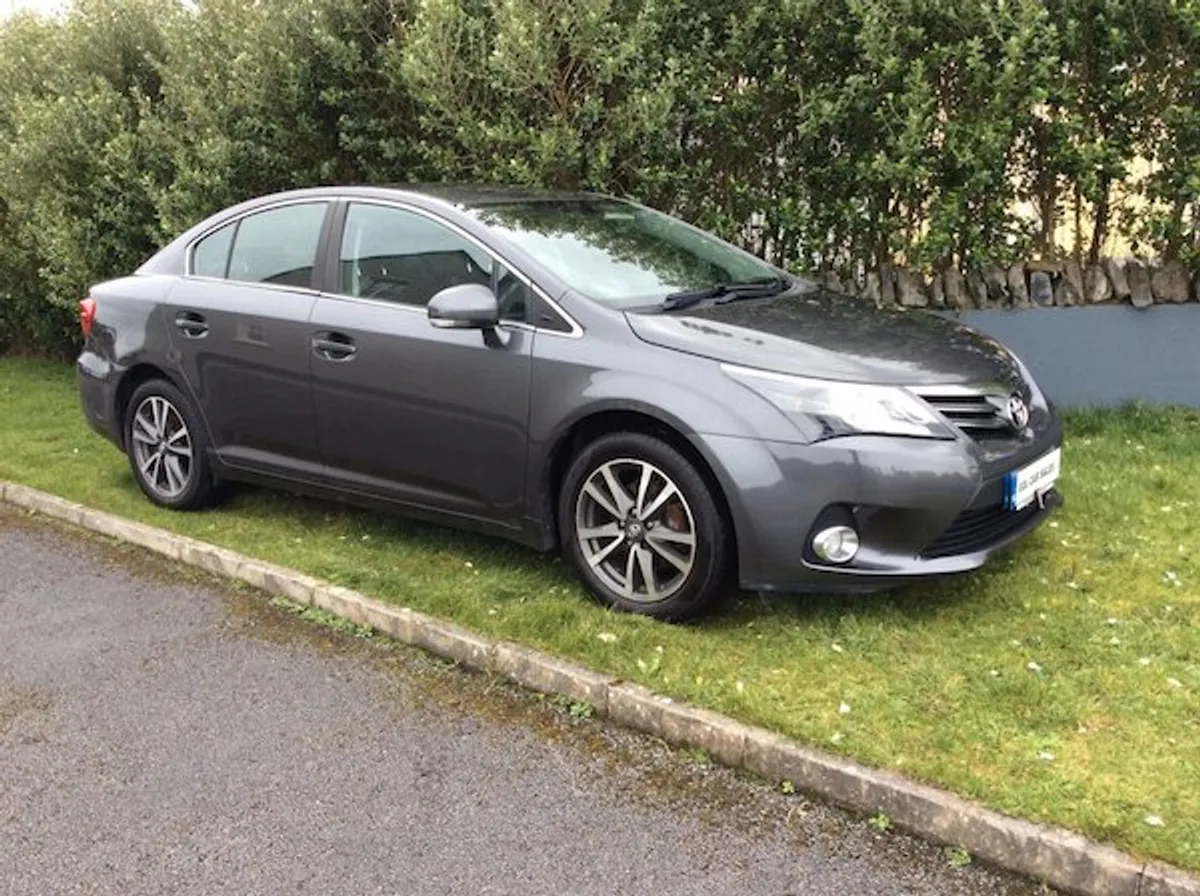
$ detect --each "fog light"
[812,525,860,564]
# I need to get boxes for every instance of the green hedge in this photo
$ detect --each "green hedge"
[2,0,1198,356]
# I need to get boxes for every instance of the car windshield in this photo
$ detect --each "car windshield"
[470,198,780,309]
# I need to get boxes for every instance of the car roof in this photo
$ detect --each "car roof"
[385,183,604,207]
[242,183,607,210]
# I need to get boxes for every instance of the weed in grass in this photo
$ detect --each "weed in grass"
[3,358,1199,871]
[636,647,664,678]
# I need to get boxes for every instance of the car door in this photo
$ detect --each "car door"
[165,200,330,478]
[308,200,533,524]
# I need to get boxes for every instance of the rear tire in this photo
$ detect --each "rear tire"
[559,432,733,622]
[123,379,215,510]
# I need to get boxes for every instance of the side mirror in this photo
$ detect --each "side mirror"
[427,283,499,330]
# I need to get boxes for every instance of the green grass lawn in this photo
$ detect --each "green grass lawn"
[3,355,1198,869]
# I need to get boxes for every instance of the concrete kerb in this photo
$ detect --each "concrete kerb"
[741,730,1144,896]
[491,642,613,716]
[7,483,90,528]
[1143,865,1200,896]
[3,480,1197,896]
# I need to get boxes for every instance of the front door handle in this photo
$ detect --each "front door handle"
[174,311,208,339]
[312,332,357,362]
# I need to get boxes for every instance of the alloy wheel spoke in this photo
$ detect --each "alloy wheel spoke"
[583,480,623,521]
[647,527,695,548]
[646,537,691,574]
[587,535,626,568]
[165,426,192,459]
[634,545,658,601]
[621,546,639,598]
[141,452,162,484]
[641,482,679,521]
[151,398,167,439]
[600,464,635,517]
[133,414,157,443]
[634,463,655,518]
[578,522,621,541]
[164,455,186,494]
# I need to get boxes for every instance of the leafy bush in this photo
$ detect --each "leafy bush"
[1,0,1198,356]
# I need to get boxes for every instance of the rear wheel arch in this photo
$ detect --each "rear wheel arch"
[114,364,192,450]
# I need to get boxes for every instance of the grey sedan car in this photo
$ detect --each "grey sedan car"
[77,185,1062,620]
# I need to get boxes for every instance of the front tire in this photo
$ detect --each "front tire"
[123,379,215,510]
[559,432,733,622]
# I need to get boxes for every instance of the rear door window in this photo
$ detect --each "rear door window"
[191,222,236,279]
[226,202,329,288]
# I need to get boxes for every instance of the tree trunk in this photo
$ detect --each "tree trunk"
[1088,173,1111,265]
[1164,194,1186,261]
[1073,180,1084,261]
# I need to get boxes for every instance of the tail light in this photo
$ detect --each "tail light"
[79,297,97,339]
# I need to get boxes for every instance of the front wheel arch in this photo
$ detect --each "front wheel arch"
[557,430,736,621]
[545,409,737,565]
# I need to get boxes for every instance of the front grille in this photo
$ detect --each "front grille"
[921,498,1049,559]
[917,390,1015,438]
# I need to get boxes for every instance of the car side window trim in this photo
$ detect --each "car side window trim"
[323,197,583,339]
[183,198,333,296]
[222,220,239,279]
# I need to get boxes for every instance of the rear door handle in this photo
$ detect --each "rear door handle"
[174,311,208,338]
[312,332,357,361]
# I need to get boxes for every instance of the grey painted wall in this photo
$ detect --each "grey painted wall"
[942,305,1199,409]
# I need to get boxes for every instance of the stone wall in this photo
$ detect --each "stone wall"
[817,259,1199,310]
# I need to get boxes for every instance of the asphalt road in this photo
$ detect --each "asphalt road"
[0,508,1047,896]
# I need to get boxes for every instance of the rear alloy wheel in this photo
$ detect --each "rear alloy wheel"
[124,379,215,510]
[560,432,732,621]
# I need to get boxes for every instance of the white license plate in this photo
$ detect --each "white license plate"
[1005,447,1062,511]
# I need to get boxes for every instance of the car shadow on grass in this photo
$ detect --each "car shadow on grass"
[104,470,1027,628]
[714,556,1026,630]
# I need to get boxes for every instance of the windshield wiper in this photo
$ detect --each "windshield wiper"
[661,276,787,311]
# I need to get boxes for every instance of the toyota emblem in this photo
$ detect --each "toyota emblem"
[1005,394,1030,430]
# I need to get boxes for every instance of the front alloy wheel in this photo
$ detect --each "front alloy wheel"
[575,458,697,605]
[560,432,732,621]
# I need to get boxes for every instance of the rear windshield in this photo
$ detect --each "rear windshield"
[471,198,778,309]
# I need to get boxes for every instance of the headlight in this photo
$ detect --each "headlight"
[722,364,953,442]
[1008,351,1046,407]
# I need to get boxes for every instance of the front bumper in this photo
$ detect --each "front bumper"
[696,415,1063,593]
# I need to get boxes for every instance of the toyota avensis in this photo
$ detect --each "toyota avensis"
[77,185,1063,621]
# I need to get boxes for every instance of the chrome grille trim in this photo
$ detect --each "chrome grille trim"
[915,384,1025,438]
